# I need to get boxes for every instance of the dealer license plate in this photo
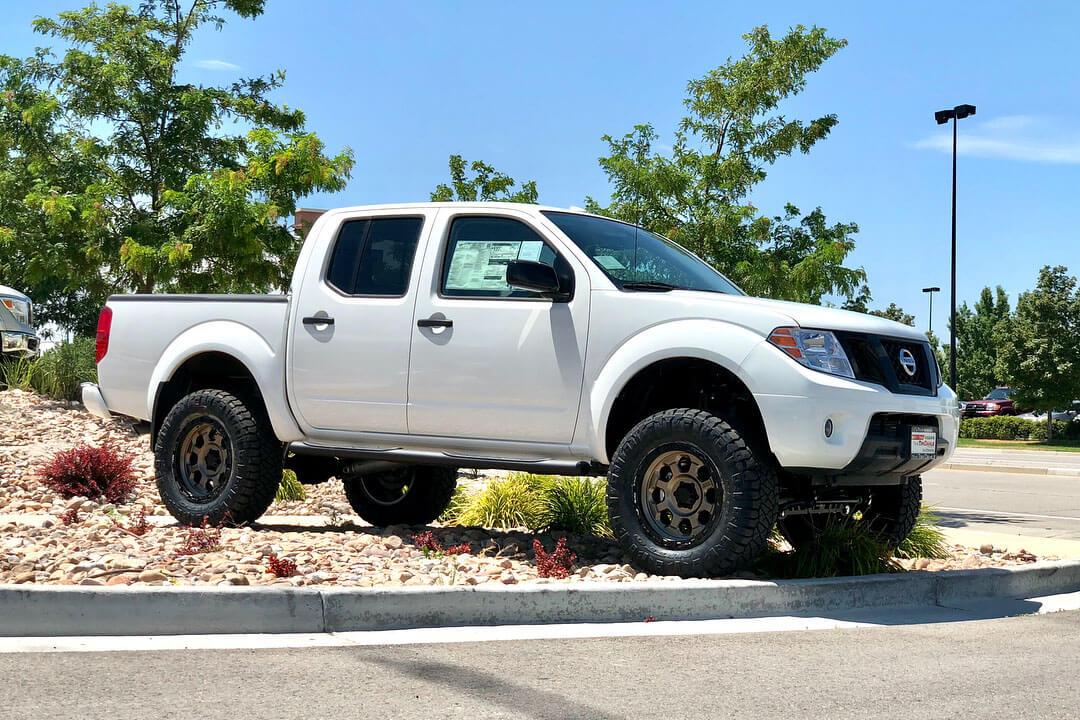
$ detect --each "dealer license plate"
[910,426,937,458]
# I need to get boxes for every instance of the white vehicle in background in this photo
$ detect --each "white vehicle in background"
[81,203,959,577]
[0,285,39,361]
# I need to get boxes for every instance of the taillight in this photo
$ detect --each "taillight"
[95,306,112,364]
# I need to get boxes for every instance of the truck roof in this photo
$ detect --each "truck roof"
[313,202,596,216]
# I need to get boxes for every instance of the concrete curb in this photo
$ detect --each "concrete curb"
[2,560,1079,637]
[942,462,1080,477]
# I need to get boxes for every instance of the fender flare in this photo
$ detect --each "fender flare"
[146,320,303,443]
[583,319,767,463]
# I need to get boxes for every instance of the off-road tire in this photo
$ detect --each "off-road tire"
[343,466,458,527]
[607,408,779,578]
[863,477,923,548]
[154,389,282,527]
[778,477,923,550]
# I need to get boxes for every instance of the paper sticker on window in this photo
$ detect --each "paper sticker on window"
[445,241,521,290]
[594,255,626,271]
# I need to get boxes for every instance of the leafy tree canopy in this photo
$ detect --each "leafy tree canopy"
[943,285,1013,400]
[0,0,353,333]
[430,154,538,204]
[998,267,1080,425]
[584,25,865,305]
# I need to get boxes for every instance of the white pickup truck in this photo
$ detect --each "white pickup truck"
[82,202,958,576]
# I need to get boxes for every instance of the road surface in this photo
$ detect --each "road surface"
[1,611,1078,719]
[923,467,1080,541]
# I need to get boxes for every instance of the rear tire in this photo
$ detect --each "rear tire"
[606,408,778,578]
[778,477,923,550]
[343,466,457,526]
[154,389,282,527]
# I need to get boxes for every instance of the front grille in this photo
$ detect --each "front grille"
[867,413,940,438]
[836,332,937,396]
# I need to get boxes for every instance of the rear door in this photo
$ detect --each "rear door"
[287,209,433,434]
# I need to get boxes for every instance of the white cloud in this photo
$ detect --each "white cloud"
[194,59,242,72]
[913,115,1080,164]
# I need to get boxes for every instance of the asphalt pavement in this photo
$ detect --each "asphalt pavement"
[923,467,1080,543]
[2,611,1078,719]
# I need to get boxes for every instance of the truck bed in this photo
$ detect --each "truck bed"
[98,294,289,421]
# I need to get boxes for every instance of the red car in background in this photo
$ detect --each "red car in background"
[961,387,1029,417]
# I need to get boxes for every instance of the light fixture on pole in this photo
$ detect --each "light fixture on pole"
[934,103,976,390]
[922,286,940,334]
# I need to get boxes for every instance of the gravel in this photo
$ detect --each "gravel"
[0,389,1055,588]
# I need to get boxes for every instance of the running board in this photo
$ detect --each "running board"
[288,442,606,476]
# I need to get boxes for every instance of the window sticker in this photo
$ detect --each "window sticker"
[445,241,522,290]
[594,255,626,271]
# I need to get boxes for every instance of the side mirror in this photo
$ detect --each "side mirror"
[506,260,570,300]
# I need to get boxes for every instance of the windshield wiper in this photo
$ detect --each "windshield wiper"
[620,281,679,292]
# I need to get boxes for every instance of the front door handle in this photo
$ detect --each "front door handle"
[303,315,335,326]
[417,318,453,328]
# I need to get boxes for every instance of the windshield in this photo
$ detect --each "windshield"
[985,388,1012,400]
[542,211,743,294]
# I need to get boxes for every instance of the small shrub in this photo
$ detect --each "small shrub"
[959,415,1079,441]
[40,444,137,503]
[125,509,151,537]
[438,484,473,524]
[274,470,306,503]
[453,473,544,529]
[410,531,473,557]
[534,537,576,579]
[177,518,222,555]
[60,508,80,526]
[266,553,298,578]
[756,517,903,579]
[532,475,611,538]
[894,507,950,560]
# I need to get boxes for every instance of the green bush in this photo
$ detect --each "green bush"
[274,470,306,503]
[451,473,545,530]
[444,473,613,537]
[757,516,903,578]
[531,475,612,538]
[1,338,97,400]
[959,415,1079,441]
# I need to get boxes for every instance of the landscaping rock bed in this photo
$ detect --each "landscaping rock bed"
[0,389,1059,588]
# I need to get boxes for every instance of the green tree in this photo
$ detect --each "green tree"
[997,267,1080,439]
[869,303,915,326]
[943,286,1012,399]
[0,1,353,333]
[431,155,538,204]
[586,25,865,304]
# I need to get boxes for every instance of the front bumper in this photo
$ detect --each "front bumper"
[80,382,112,420]
[746,341,959,476]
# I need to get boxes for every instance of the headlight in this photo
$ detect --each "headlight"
[986,402,998,410]
[1,332,21,352]
[1,298,30,326]
[768,327,854,379]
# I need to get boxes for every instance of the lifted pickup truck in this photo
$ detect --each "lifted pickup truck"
[83,203,959,576]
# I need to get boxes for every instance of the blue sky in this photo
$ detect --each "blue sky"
[3,1,1079,332]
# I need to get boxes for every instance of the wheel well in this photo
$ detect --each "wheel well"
[151,352,267,444]
[604,357,773,463]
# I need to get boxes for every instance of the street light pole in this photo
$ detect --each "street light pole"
[934,104,976,391]
[922,286,940,334]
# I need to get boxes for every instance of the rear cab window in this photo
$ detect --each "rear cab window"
[325,216,424,296]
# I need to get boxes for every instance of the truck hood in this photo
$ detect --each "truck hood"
[670,290,930,342]
[0,302,35,335]
[0,285,30,303]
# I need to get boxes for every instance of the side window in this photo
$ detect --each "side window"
[325,216,423,296]
[441,216,558,298]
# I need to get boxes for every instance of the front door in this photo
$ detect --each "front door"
[407,211,590,444]
[288,210,432,434]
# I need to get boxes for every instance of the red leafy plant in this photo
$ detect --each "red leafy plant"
[60,508,80,526]
[266,553,298,578]
[533,538,577,579]
[411,531,471,556]
[40,444,137,503]
[177,517,222,555]
[111,508,150,537]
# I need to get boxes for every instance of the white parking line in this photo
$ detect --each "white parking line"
[935,506,1080,522]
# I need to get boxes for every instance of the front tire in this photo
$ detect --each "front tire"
[154,389,282,527]
[343,466,457,527]
[607,408,778,578]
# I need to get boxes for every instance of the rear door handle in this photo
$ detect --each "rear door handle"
[303,316,334,326]
[417,318,453,328]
